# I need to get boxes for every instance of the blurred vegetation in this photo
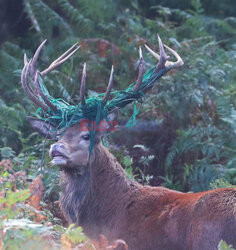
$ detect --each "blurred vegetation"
[0,0,236,248]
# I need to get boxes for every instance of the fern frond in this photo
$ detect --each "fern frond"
[24,0,73,37]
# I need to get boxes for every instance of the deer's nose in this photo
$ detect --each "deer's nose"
[51,143,65,151]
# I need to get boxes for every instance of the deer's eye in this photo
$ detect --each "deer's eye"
[81,134,90,141]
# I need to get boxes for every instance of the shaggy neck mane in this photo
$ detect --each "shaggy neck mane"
[60,144,139,239]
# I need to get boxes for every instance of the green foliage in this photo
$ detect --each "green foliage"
[0,189,31,221]
[2,219,55,250]
[24,0,73,37]
[63,224,87,245]
[0,147,15,159]
[210,178,234,189]
[218,240,236,250]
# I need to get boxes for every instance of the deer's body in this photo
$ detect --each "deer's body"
[21,37,236,249]
[60,144,236,250]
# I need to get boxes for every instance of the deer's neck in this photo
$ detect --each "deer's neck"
[60,144,139,239]
[89,144,135,197]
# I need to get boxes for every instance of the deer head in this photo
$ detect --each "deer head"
[21,35,183,169]
[27,111,118,168]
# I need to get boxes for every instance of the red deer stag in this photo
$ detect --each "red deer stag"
[21,36,236,250]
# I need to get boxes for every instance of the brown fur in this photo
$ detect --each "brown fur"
[60,143,236,250]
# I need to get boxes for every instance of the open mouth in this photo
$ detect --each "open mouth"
[51,150,68,165]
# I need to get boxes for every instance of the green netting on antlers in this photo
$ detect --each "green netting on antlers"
[37,64,173,152]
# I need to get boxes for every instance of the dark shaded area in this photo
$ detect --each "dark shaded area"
[0,0,30,44]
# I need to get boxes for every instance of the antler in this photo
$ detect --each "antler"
[99,35,184,102]
[77,35,183,106]
[22,35,183,124]
[144,35,184,71]
[131,34,184,93]
[134,47,144,91]
[78,63,114,105]
[21,40,80,112]
[80,62,87,105]
[103,65,114,104]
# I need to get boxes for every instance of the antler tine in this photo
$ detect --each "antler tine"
[144,44,160,60]
[103,65,114,104]
[34,71,58,112]
[30,39,47,77]
[21,60,49,112]
[24,53,28,65]
[80,62,86,105]
[163,44,184,68]
[22,40,80,113]
[22,40,59,113]
[50,43,79,65]
[28,39,58,112]
[156,35,169,71]
[134,46,144,91]
[41,43,80,77]
[144,35,184,69]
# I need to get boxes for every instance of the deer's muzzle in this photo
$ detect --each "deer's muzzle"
[49,143,69,166]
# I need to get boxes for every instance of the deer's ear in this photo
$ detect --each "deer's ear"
[27,116,58,140]
[107,108,119,122]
